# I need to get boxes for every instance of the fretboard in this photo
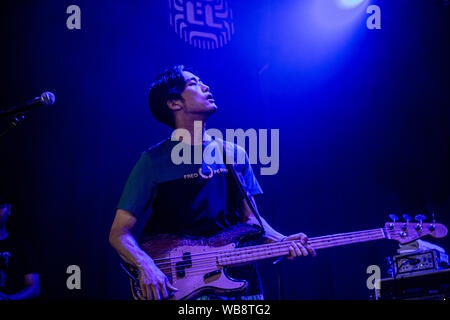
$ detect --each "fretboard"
[217,228,386,267]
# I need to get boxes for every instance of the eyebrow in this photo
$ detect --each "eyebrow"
[187,77,200,83]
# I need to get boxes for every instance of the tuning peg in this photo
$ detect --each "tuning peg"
[402,214,412,223]
[388,214,399,230]
[413,214,426,231]
[389,214,399,222]
[430,212,436,231]
[401,214,411,231]
[414,214,426,224]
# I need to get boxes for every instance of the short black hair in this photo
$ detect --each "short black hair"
[148,65,196,128]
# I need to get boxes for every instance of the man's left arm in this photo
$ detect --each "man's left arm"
[240,196,316,259]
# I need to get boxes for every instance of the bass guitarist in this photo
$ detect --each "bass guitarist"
[108,65,316,300]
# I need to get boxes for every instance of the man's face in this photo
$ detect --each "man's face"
[178,71,217,115]
[0,203,10,227]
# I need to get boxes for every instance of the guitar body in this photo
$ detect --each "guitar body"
[123,224,263,300]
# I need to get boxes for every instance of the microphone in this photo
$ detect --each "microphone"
[0,91,55,118]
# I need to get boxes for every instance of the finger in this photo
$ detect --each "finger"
[292,243,302,257]
[151,284,161,300]
[296,242,308,256]
[299,234,308,245]
[160,282,169,300]
[288,245,295,260]
[144,284,152,300]
[139,280,148,300]
[289,243,303,258]
[137,285,144,300]
[166,278,178,292]
[298,234,316,256]
[306,244,316,256]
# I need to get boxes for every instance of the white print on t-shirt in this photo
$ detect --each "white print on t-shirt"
[184,167,228,180]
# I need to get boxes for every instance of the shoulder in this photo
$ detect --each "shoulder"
[143,137,172,154]
[141,137,175,161]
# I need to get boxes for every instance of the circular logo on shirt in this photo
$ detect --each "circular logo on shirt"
[198,165,214,179]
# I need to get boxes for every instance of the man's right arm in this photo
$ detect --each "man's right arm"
[109,209,177,300]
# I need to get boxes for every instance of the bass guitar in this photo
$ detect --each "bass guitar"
[122,219,447,300]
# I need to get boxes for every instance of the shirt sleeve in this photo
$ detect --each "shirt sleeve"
[117,152,156,218]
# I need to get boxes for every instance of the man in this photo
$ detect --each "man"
[0,193,40,300]
[109,65,316,300]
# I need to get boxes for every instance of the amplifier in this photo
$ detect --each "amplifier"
[392,249,449,278]
[375,268,450,300]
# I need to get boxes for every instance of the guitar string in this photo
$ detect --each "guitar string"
[129,231,413,283]
[148,228,385,266]
[147,229,385,272]
[163,232,384,266]
[150,229,403,273]
[154,233,397,278]
[150,230,391,274]
[149,229,384,266]
[128,228,414,278]
[149,226,414,265]
[128,228,429,286]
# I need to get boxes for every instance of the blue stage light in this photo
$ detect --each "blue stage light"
[310,0,369,32]
[264,0,371,84]
[337,0,366,9]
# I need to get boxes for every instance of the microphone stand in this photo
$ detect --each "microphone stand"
[0,91,55,137]
[0,112,25,138]
[0,91,55,138]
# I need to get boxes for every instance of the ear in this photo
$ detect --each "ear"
[6,204,11,216]
[167,99,183,112]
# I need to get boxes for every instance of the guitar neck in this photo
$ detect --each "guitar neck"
[218,228,386,267]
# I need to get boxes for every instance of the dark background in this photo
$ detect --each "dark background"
[0,0,449,299]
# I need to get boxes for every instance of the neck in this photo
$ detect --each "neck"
[174,120,207,145]
[218,228,386,267]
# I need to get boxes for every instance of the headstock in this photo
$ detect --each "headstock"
[384,215,448,244]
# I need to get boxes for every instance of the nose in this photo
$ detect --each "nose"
[200,81,209,92]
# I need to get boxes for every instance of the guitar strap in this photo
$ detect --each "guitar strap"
[220,140,266,236]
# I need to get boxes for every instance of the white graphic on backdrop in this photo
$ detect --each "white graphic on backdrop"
[168,0,234,49]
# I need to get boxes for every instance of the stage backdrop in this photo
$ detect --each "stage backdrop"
[0,0,449,299]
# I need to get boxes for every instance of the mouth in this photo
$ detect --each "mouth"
[206,94,214,102]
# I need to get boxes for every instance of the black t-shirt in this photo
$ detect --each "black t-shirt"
[0,234,38,295]
[117,136,264,296]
